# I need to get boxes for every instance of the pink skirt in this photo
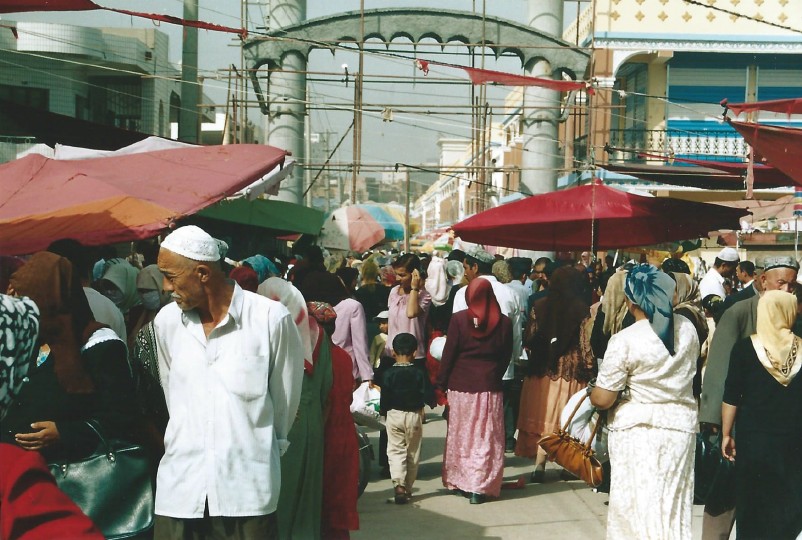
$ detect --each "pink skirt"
[442,390,505,497]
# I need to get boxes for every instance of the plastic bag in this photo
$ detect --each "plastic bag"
[559,388,609,462]
[350,381,384,430]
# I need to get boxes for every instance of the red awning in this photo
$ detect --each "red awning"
[723,98,802,117]
[0,144,288,255]
[729,121,802,186]
[452,181,748,251]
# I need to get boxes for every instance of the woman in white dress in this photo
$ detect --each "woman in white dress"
[591,264,699,540]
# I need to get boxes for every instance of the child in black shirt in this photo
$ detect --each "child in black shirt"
[380,333,426,504]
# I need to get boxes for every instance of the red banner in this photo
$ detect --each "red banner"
[108,9,245,37]
[0,0,99,13]
[0,1,244,36]
[416,59,592,94]
[461,66,592,93]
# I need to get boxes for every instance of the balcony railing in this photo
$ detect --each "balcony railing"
[604,129,749,163]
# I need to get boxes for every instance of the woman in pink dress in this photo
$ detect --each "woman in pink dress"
[437,278,512,504]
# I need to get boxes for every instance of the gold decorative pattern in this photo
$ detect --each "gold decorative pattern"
[659,0,669,4]
[753,11,764,20]
[754,0,763,5]
[635,11,645,21]
[778,12,788,22]
[730,0,739,5]
[682,11,693,22]
[658,11,669,21]
[707,11,716,21]
[610,10,620,20]
[730,13,738,21]
[635,0,645,5]
[779,0,788,5]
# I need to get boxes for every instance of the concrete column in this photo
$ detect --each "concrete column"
[178,0,199,143]
[646,60,669,132]
[266,0,307,204]
[520,0,562,196]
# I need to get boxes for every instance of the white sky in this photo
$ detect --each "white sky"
[5,1,587,170]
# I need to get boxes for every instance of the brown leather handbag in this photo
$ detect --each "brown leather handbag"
[538,393,604,487]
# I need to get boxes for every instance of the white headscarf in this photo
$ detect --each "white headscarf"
[257,277,314,374]
[425,256,449,306]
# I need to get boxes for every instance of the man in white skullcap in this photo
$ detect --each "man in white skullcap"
[152,225,304,539]
[699,247,740,300]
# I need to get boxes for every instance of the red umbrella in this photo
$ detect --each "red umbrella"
[452,181,749,251]
[0,144,288,255]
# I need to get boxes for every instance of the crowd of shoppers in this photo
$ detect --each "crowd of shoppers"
[3,231,802,540]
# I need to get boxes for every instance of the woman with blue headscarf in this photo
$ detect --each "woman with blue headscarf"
[591,264,699,540]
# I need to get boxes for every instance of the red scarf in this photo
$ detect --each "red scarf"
[466,278,502,339]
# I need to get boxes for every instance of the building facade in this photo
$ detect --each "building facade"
[0,21,215,161]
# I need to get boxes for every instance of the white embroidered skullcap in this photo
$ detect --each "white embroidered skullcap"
[161,225,228,262]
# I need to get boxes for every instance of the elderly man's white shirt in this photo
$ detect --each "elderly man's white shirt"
[452,275,523,379]
[153,283,304,518]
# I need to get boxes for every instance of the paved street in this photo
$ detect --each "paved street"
[353,407,713,540]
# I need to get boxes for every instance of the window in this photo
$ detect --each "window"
[0,84,49,110]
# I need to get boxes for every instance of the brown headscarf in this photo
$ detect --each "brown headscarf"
[672,271,708,345]
[466,278,502,339]
[601,269,629,337]
[529,266,590,377]
[9,252,102,393]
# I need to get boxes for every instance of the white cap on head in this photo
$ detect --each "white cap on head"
[717,247,740,263]
[161,225,228,262]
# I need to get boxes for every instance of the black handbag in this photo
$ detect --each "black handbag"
[694,428,736,514]
[48,421,155,539]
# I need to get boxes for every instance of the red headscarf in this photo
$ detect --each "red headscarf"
[229,265,259,293]
[466,278,502,339]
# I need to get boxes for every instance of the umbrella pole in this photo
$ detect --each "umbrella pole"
[796,217,799,262]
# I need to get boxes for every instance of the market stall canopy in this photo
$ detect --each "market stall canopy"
[0,144,288,255]
[714,195,798,228]
[20,136,293,200]
[198,198,325,236]
[602,162,794,190]
[729,121,802,186]
[452,181,749,251]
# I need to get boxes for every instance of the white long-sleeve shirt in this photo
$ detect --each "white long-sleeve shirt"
[153,283,304,518]
[452,275,523,379]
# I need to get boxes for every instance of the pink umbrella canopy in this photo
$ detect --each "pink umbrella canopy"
[452,181,749,251]
[318,206,390,252]
[0,144,288,255]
